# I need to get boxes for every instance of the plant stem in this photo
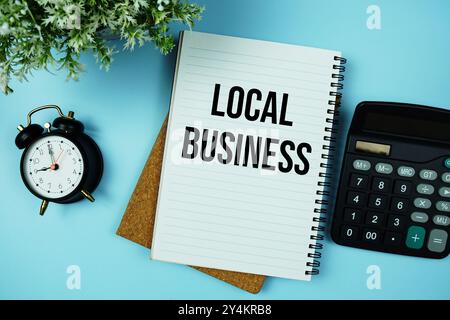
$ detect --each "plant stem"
[24,2,43,41]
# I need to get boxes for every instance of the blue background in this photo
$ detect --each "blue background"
[1,0,449,299]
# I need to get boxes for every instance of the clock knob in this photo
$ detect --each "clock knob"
[15,123,44,149]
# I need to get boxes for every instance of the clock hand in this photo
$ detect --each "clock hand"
[47,144,55,164]
[35,166,51,172]
[49,149,64,171]
[55,149,64,164]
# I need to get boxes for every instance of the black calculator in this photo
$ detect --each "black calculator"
[331,101,450,259]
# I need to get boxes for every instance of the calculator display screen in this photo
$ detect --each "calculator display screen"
[362,111,450,142]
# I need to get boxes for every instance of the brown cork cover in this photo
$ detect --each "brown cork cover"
[116,116,265,294]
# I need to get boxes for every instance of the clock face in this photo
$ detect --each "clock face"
[22,136,85,199]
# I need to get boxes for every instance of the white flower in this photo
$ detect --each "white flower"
[157,0,170,11]
[0,22,10,35]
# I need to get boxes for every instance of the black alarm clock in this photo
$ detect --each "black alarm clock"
[15,105,103,216]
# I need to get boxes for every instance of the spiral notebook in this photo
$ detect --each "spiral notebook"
[151,31,345,280]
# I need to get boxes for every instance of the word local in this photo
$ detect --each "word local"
[181,84,312,175]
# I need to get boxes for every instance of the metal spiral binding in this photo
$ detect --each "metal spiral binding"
[305,56,346,276]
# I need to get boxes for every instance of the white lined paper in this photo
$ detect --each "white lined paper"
[151,31,341,280]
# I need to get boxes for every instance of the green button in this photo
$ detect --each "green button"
[406,226,426,249]
[445,158,450,169]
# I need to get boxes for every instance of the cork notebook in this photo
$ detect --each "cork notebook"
[116,116,265,294]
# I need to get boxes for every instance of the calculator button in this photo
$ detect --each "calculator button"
[410,212,429,223]
[438,187,450,198]
[384,232,402,246]
[405,226,426,249]
[365,212,385,226]
[444,158,450,169]
[349,174,369,189]
[391,198,409,213]
[416,183,435,195]
[343,208,363,223]
[387,214,406,231]
[347,191,366,207]
[362,229,381,243]
[368,194,387,210]
[436,201,450,212]
[353,159,371,171]
[441,172,450,183]
[414,197,432,209]
[371,177,390,193]
[375,163,393,174]
[341,225,359,241]
[393,180,412,195]
[427,229,448,253]
[433,215,450,226]
[419,169,438,181]
[397,166,415,177]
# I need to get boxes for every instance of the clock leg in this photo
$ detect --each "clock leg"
[81,190,95,202]
[40,200,49,216]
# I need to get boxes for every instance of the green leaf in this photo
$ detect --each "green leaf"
[0,0,204,94]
